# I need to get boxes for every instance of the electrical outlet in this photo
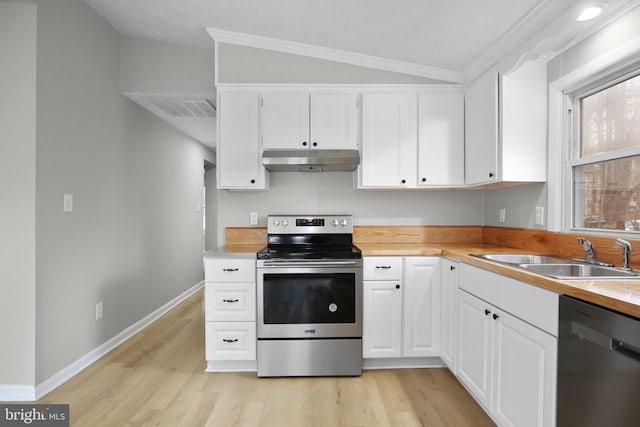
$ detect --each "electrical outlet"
[96,302,103,320]
[535,206,545,225]
[250,212,258,225]
[499,208,506,223]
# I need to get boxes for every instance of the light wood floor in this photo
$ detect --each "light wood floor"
[40,289,495,426]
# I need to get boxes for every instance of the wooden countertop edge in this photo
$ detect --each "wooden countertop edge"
[206,242,640,318]
[442,248,640,319]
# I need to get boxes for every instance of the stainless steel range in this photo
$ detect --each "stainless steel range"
[256,214,363,377]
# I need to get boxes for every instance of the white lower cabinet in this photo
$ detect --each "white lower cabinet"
[363,280,402,358]
[403,257,440,357]
[456,264,557,427]
[203,253,257,371]
[439,258,459,373]
[205,322,256,361]
[362,256,439,361]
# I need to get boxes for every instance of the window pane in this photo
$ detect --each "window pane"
[581,73,640,157]
[574,156,640,231]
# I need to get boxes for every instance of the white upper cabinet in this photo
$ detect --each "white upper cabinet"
[418,92,464,186]
[359,90,463,189]
[465,71,499,185]
[359,93,417,188]
[310,93,359,150]
[260,93,358,150]
[217,92,267,190]
[261,93,310,150]
[465,58,547,185]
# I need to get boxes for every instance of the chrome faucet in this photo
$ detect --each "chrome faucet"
[577,237,596,263]
[615,238,633,270]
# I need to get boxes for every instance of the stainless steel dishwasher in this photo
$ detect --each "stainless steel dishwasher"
[558,295,640,426]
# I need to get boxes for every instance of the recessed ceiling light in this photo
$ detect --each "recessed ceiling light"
[577,6,603,21]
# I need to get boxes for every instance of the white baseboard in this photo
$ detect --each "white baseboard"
[0,385,37,402]
[34,281,204,400]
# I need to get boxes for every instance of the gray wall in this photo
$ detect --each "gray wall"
[205,166,217,250]
[483,184,547,228]
[217,43,447,84]
[119,35,215,95]
[217,172,483,245]
[0,1,37,387]
[34,0,214,383]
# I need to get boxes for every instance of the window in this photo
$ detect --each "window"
[569,72,640,232]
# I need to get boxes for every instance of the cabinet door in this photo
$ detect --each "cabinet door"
[457,289,493,410]
[363,281,402,358]
[492,308,556,427]
[261,93,310,150]
[360,93,417,188]
[310,93,359,150]
[465,71,498,185]
[418,92,464,186]
[217,92,266,189]
[403,257,440,357]
[440,259,459,372]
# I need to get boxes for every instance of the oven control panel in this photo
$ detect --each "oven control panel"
[267,215,353,234]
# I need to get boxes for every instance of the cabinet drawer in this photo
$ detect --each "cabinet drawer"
[205,322,256,361]
[363,257,403,280]
[205,283,256,322]
[459,263,559,336]
[205,257,255,282]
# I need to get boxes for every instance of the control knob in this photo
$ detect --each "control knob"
[341,219,348,227]
[272,219,280,226]
[332,219,339,227]
[281,219,289,227]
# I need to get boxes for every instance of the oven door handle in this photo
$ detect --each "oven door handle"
[260,260,359,267]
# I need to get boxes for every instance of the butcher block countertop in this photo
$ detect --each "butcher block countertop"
[218,226,640,318]
[360,242,640,319]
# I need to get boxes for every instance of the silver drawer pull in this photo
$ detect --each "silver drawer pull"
[222,338,239,343]
[223,299,239,303]
[222,268,239,272]
[376,265,392,269]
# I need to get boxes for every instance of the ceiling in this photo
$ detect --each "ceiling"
[82,0,634,81]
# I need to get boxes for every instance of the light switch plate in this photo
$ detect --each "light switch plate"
[63,193,74,212]
[535,206,545,225]
[499,208,506,223]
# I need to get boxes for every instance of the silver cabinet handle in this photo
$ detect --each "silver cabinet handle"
[222,338,239,343]
[223,299,239,303]
[376,266,392,269]
[222,268,239,272]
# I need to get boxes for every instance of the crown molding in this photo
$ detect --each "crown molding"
[207,28,464,84]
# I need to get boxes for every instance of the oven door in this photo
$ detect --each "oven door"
[257,260,362,339]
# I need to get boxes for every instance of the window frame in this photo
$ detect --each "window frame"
[563,66,640,235]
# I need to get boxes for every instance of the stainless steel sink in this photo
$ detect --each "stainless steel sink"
[519,263,640,279]
[472,253,640,279]
[472,253,568,265]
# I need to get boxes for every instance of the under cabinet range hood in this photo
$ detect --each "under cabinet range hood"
[261,149,360,172]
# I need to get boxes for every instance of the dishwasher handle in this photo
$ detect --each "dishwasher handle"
[612,339,640,362]
[573,322,640,362]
